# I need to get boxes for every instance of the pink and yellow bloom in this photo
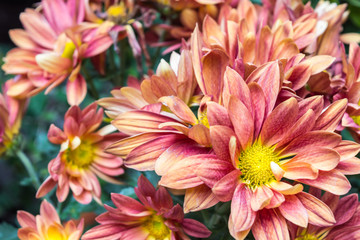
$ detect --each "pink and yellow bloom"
[3,0,114,105]
[82,175,211,240]
[17,200,83,240]
[36,103,125,204]
[159,62,360,239]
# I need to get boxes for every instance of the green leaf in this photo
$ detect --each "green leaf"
[0,222,18,240]
[349,6,360,28]
[348,0,360,8]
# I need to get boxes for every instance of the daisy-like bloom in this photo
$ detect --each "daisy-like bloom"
[290,191,360,240]
[82,175,211,240]
[17,199,83,240]
[0,80,26,156]
[3,0,114,105]
[36,103,125,204]
[159,62,360,239]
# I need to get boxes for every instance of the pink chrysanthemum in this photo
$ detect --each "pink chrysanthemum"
[36,103,125,204]
[82,175,211,240]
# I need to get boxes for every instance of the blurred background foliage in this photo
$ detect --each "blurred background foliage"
[0,0,359,239]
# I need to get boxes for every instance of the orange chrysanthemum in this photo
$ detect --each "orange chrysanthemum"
[17,200,83,240]
[36,103,125,204]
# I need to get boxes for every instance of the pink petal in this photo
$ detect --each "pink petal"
[252,209,290,240]
[231,183,256,232]
[297,192,336,227]
[278,195,308,228]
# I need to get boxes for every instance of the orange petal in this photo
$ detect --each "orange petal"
[184,184,219,213]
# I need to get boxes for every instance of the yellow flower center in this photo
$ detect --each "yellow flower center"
[61,41,76,59]
[46,225,66,240]
[238,143,279,189]
[295,233,319,240]
[351,115,360,127]
[198,110,209,128]
[62,142,94,169]
[107,3,127,19]
[143,214,171,240]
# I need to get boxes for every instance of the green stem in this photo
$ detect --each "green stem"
[17,150,40,190]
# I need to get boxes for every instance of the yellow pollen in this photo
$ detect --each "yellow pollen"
[351,115,360,127]
[198,110,209,128]
[61,41,76,59]
[238,143,279,189]
[295,233,319,240]
[143,214,171,240]
[62,141,94,169]
[107,3,126,19]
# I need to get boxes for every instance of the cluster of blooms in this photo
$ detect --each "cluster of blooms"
[3,0,360,239]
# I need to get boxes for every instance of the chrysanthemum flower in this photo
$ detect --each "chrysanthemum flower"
[159,62,360,239]
[36,103,125,204]
[101,51,221,212]
[290,191,360,239]
[2,0,114,105]
[17,200,83,240]
[0,80,26,156]
[82,175,211,240]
